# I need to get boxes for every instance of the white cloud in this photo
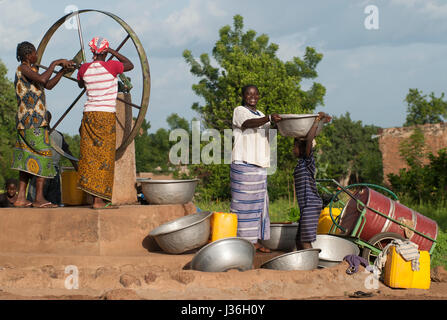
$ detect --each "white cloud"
[275,32,308,61]
[111,0,230,54]
[274,27,322,61]
[0,0,45,51]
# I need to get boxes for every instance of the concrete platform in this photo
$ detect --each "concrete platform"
[1,204,446,300]
[0,203,197,256]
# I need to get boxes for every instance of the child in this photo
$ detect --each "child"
[293,112,331,250]
[0,179,19,207]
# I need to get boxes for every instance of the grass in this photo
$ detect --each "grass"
[195,197,294,222]
[194,197,447,268]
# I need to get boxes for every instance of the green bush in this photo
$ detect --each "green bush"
[432,230,447,269]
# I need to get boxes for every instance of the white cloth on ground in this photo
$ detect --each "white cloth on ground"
[373,239,420,275]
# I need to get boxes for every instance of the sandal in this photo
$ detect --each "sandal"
[91,202,119,210]
[349,291,374,298]
[32,202,58,208]
[14,202,33,208]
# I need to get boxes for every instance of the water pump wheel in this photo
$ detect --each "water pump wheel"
[36,9,150,160]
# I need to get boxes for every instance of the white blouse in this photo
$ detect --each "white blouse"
[232,106,271,168]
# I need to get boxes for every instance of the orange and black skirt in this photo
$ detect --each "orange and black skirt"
[78,111,116,201]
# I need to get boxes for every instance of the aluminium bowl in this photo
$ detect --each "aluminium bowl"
[277,114,325,138]
[191,237,255,272]
[311,235,360,267]
[141,179,199,204]
[260,248,321,271]
[149,211,212,254]
[260,223,298,251]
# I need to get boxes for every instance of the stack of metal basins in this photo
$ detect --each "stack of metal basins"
[311,235,360,268]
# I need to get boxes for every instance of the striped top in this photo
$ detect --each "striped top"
[77,60,124,113]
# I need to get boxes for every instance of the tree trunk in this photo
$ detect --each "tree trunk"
[339,161,353,186]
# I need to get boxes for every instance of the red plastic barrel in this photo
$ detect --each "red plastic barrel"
[339,187,438,251]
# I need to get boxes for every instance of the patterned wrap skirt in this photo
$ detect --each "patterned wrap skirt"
[230,162,270,243]
[78,111,116,201]
[11,127,56,178]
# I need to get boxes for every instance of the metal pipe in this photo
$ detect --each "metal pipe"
[49,88,86,134]
[75,11,86,62]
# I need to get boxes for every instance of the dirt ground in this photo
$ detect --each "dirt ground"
[0,251,446,301]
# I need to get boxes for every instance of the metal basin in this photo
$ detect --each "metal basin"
[260,248,321,271]
[260,223,298,251]
[191,237,255,272]
[277,114,325,138]
[149,211,212,254]
[141,179,199,204]
[311,235,360,267]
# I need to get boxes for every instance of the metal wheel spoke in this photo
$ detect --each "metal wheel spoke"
[107,35,130,61]
[75,12,86,62]
[50,88,86,134]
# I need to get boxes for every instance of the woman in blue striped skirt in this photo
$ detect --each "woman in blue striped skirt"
[231,85,282,253]
[293,112,331,250]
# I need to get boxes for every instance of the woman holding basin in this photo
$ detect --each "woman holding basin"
[230,85,282,253]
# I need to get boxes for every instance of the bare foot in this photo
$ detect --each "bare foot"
[254,242,271,253]
[296,241,312,250]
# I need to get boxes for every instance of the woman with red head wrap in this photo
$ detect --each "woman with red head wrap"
[77,37,133,209]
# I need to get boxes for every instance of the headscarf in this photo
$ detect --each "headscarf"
[88,37,109,55]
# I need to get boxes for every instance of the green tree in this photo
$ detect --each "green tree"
[183,15,326,200]
[404,89,447,126]
[318,113,383,186]
[398,127,427,168]
[135,114,191,174]
[0,59,18,187]
[388,148,447,203]
[388,128,447,203]
[59,133,80,168]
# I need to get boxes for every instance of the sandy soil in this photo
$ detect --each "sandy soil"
[0,251,445,300]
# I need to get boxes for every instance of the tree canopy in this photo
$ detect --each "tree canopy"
[0,59,18,187]
[135,114,191,173]
[404,89,447,126]
[183,14,326,200]
[318,112,383,186]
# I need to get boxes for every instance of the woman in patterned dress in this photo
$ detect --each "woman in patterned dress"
[12,41,73,208]
[77,37,133,209]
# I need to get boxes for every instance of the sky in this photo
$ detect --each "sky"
[1,0,446,135]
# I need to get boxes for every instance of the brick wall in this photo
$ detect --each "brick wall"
[378,122,447,184]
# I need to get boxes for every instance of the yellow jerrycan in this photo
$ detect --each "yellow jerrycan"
[210,212,238,242]
[317,207,342,234]
[61,167,86,205]
[384,246,431,289]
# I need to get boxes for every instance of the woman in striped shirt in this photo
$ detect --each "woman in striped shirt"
[293,112,331,250]
[77,37,133,209]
